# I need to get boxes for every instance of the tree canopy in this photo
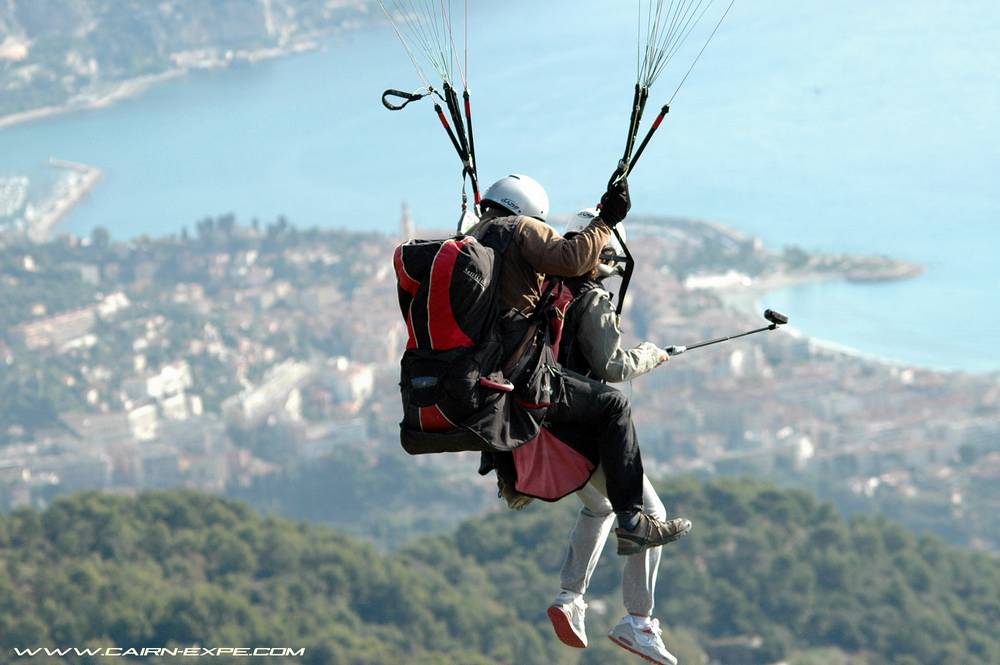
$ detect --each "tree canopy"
[1,479,998,664]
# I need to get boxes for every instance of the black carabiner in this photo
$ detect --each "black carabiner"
[382,88,427,111]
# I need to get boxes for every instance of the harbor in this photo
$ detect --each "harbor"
[0,159,103,243]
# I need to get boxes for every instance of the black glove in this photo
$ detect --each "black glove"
[600,178,631,227]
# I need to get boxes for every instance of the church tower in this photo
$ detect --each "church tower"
[400,202,415,241]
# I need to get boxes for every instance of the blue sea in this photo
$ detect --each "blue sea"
[1,0,997,373]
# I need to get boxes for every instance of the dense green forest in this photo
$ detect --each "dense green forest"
[228,447,494,549]
[2,479,998,664]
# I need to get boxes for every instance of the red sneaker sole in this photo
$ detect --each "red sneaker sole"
[547,606,587,648]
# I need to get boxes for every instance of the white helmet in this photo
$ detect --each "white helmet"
[564,208,627,278]
[482,174,550,222]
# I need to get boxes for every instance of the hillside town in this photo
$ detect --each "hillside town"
[1,211,997,550]
[0,0,372,125]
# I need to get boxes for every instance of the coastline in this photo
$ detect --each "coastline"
[0,40,322,132]
[0,71,186,131]
[713,270,836,314]
[709,268,983,375]
[627,215,962,373]
[24,159,104,243]
[0,38,326,239]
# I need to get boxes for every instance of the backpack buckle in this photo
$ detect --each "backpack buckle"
[479,377,514,393]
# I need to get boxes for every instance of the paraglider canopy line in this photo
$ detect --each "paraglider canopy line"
[636,0,730,90]
[667,0,736,104]
[464,0,469,86]
[377,1,432,88]
[616,0,737,181]
[379,0,456,84]
[378,0,480,216]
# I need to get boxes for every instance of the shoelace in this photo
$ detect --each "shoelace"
[637,618,664,646]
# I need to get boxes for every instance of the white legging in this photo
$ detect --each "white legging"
[558,466,666,616]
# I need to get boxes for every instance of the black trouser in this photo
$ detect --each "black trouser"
[545,368,645,514]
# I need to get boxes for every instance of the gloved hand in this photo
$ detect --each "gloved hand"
[599,178,631,227]
[498,476,534,511]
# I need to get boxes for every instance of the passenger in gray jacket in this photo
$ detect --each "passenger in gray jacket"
[546,209,681,665]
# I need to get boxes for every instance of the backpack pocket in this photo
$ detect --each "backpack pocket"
[400,339,505,432]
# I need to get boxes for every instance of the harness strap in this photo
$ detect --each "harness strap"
[502,279,560,383]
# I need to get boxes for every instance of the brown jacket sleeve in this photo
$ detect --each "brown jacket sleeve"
[515,217,611,277]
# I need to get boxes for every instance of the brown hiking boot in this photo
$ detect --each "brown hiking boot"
[497,475,534,511]
[615,513,692,556]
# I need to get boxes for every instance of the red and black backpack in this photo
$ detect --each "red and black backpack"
[393,219,520,453]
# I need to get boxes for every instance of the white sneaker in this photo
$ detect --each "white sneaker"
[547,592,588,648]
[608,616,677,665]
